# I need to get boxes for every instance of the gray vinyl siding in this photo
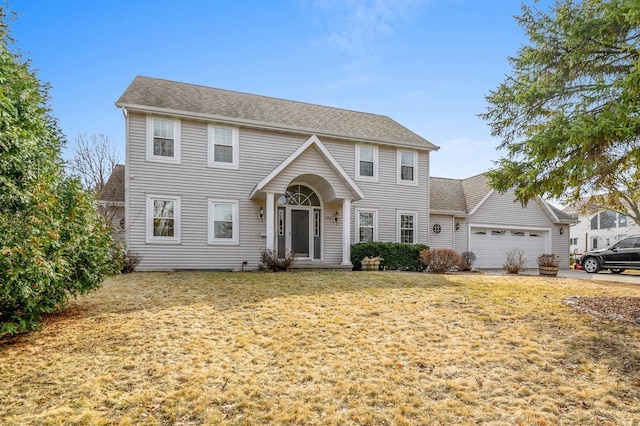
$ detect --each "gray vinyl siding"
[454,219,469,253]
[472,191,552,228]
[324,139,430,245]
[126,113,431,270]
[428,214,454,249]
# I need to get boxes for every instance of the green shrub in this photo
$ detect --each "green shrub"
[351,242,428,271]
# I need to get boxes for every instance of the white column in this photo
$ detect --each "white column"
[266,192,275,251]
[342,199,352,266]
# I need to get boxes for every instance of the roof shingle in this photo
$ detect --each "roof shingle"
[116,76,438,150]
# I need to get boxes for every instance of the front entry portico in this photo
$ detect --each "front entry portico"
[250,135,365,266]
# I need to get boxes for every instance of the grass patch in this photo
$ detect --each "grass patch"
[1,272,639,425]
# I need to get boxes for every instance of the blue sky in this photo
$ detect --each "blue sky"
[8,0,551,179]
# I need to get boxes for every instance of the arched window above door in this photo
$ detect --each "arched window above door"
[278,184,320,206]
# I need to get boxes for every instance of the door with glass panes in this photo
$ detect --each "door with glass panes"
[277,185,322,260]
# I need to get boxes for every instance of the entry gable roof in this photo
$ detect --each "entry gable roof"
[250,135,364,202]
[116,76,438,151]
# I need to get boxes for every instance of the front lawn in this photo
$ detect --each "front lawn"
[1,272,639,425]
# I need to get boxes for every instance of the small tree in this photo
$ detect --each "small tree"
[504,248,527,274]
[67,133,120,198]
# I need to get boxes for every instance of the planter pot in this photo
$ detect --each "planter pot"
[539,265,559,277]
[362,260,381,271]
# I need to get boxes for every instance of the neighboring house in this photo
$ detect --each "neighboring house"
[562,197,639,255]
[429,174,576,269]
[98,164,125,241]
[116,76,438,271]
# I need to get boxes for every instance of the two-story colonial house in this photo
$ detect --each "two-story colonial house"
[116,76,438,270]
[116,76,574,271]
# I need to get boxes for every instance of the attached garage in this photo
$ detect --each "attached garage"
[469,226,550,269]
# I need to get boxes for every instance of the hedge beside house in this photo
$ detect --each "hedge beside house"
[351,242,428,271]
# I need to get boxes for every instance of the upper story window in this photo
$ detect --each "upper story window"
[146,195,181,243]
[146,116,181,164]
[397,150,418,185]
[619,214,628,228]
[590,215,598,230]
[208,199,239,244]
[599,210,616,229]
[397,211,417,243]
[208,125,239,169]
[355,144,378,182]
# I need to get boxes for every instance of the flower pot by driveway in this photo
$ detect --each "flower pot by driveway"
[539,265,559,277]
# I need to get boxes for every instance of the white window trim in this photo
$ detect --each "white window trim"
[146,116,181,164]
[207,198,239,245]
[208,124,239,169]
[396,149,418,186]
[355,144,378,182]
[355,208,378,243]
[146,194,181,244]
[397,210,418,244]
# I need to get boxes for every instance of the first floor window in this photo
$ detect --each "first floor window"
[208,125,239,169]
[146,116,181,163]
[146,195,181,243]
[208,199,239,244]
[398,211,417,243]
[356,209,377,243]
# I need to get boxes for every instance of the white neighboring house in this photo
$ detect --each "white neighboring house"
[562,198,639,255]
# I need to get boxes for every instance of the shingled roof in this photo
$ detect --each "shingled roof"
[430,174,491,214]
[99,164,125,203]
[116,76,438,150]
[430,173,576,224]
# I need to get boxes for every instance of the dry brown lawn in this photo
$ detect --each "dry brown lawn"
[1,272,639,425]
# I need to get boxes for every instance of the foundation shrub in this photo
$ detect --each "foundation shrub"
[459,251,477,271]
[351,242,428,271]
[420,248,462,273]
[504,248,527,274]
[260,249,295,272]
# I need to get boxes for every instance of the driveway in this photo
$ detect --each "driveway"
[558,269,640,284]
[481,268,640,285]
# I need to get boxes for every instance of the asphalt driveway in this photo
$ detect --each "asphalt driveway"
[482,268,640,285]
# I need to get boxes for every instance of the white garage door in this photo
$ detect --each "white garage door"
[470,227,549,269]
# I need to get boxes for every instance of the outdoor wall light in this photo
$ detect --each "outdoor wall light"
[455,222,460,230]
[259,207,264,220]
[334,211,339,224]
[559,227,564,235]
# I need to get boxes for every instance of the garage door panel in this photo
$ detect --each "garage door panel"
[470,228,547,268]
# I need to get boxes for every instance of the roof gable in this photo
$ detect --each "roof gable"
[250,135,364,202]
[116,76,438,150]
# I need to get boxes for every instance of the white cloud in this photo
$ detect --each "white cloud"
[308,0,426,54]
